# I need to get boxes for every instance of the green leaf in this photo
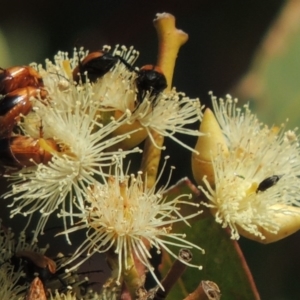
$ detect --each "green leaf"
[162,178,260,300]
[232,4,300,131]
[0,29,12,67]
[257,30,300,130]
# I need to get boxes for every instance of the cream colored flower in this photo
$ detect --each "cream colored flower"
[49,290,77,300]
[0,221,48,263]
[59,158,203,288]
[4,51,142,241]
[129,89,203,152]
[0,266,25,300]
[99,86,204,152]
[199,93,300,241]
[0,223,49,299]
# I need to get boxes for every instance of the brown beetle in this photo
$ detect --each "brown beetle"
[0,86,47,137]
[0,66,44,95]
[0,135,59,168]
[73,50,119,83]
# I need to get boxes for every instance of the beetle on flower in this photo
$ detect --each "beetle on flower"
[192,93,300,242]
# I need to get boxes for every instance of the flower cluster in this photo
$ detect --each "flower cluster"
[3,45,203,243]
[2,10,300,300]
[1,31,205,297]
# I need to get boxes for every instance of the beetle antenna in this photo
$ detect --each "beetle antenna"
[48,72,70,82]
[114,55,138,73]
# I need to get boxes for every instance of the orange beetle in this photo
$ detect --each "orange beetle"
[0,136,59,168]
[0,66,44,95]
[0,86,47,137]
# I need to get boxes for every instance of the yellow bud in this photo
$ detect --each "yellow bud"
[109,110,147,150]
[153,12,189,90]
[191,108,228,186]
[62,60,73,79]
[142,13,188,188]
[238,204,300,243]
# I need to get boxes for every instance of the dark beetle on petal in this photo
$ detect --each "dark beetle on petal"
[72,50,119,84]
[256,175,282,193]
[135,64,167,108]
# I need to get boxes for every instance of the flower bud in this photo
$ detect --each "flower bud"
[191,108,228,187]
[237,204,300,243]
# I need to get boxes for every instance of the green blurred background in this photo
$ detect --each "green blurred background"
[1,0,300,299]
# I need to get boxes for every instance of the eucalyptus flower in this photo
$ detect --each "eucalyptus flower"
[198,93,300,241]
[59,157,203,288]
[49,290,77,300]
[99,87,204,152]
[0,223,50,299]
[0,228,25,299]
[3,50,141,241]
[130,89,203,152]
[0,221,48,263]
[0,266,25,300]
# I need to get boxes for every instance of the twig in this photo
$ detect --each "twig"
[143,249,192,300]
[183,280,221,300]
[141,13,188,188]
